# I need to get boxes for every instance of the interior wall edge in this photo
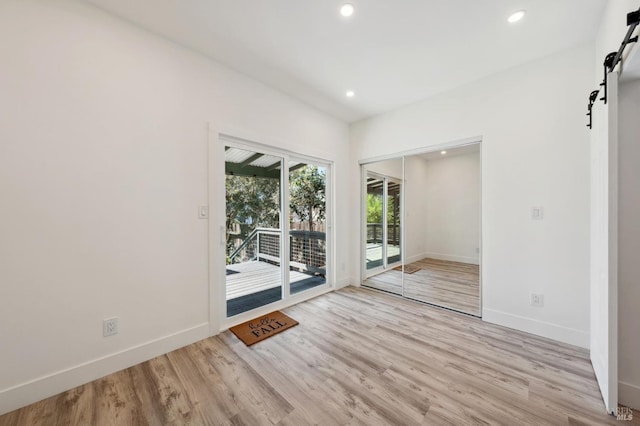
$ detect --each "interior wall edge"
[336,276,352,289]
[406,253,430,264]
[0,323,210,416]
[483,308,589,349]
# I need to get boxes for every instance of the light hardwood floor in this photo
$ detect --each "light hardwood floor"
[0,287,634,425]
[364,258,480,316]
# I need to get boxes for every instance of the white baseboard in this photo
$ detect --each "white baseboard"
[423,252,480,265]
[405,253,427,264]
[483,308,589,348]
[0,323,210,416]
[335,276,352,289]
[620,380,640,410]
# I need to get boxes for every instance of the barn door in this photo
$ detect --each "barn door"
[590,70,618,414]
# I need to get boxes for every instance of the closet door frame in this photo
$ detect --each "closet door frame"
[359,136,482,317]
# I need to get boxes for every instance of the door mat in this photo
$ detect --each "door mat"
[229,311,298,346]
[393,264,421,274]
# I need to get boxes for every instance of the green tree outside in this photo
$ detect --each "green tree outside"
[225,165,327,260]
[289,165,326,231]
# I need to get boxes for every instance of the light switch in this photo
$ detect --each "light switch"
[198,205,209,219]
[531,206,544,220]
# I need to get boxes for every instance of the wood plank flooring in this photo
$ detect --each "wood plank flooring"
[0,287,633,425]
[364,258,480,316]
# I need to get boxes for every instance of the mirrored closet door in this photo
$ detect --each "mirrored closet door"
[361,144,481,316]
[362,159,403,295]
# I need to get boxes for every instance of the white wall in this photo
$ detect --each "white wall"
[618,79,640,409]
[350,44,593,348]
[423,152,480,264]
[0,0,349,415]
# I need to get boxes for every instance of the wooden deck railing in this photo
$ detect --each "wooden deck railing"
[367,223,400,245]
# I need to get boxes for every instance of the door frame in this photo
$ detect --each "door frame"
[208,125,334,333]
[363,170,402,278]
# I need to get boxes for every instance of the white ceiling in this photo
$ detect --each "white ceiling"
[86,0,606,123]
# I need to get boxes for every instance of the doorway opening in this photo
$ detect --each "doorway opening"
[224,143,331,318]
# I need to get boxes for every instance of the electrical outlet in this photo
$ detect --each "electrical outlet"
[103,317,119,337]
[530,293,544,307]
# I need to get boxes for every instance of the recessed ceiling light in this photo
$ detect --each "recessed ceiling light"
[346,90,355,98]
[508,10,526,23]
[441,150,447,155]
[340,3,355,17]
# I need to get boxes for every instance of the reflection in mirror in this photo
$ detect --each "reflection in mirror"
[403,144,481,316]
[362,158,403,295]
[366,175,384,271]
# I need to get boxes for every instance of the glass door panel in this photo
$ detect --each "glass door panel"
[386,180,401,266]
[366,175,384,271]
[225,146,283,317]
[288,160,328,295]
[363,158,403,295]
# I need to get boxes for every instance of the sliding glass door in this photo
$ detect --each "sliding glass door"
[224,142,331,318]
[225,146,283,317]
[288,159,327,295]
[365,170,402,277]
